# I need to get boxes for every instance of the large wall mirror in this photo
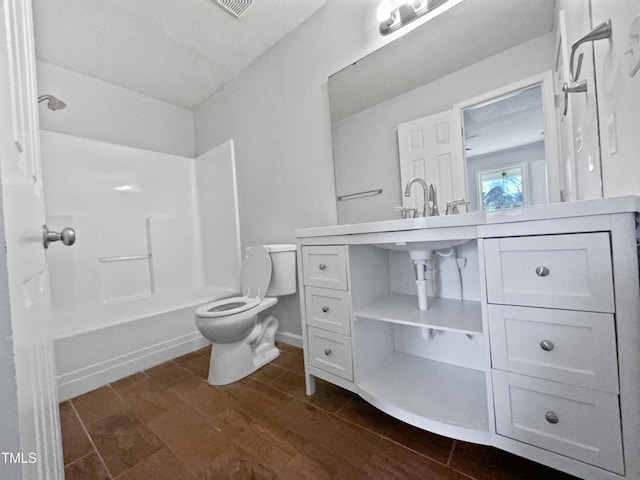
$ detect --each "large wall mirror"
[330,0,601,224]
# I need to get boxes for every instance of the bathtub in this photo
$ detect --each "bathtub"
[54,285,237,401]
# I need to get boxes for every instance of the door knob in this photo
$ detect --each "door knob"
[43,225,76,249]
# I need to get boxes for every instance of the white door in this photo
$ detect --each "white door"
[397,109,466,214]
[554,9,577,202]
[555,0,603,200]
[0,0,63,479]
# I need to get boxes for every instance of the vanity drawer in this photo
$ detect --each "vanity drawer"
[484,233,614,313]
[493,370,623,474]
[307,326,353,381]
[305,287,351,335]
[302,246,348,290]
[489,305,618,393]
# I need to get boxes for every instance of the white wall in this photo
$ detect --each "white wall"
[36,60,196,157]
[194,0,398,336]
[592,0,640,197]
[333,34,556,224]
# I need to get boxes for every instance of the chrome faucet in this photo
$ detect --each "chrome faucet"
[404,177,429,217]
[445,198,470,215]
[428,184,439,216]
[404,178,440,217]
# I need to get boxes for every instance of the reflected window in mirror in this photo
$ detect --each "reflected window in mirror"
[462,84,548,212]
[477,164,525,211]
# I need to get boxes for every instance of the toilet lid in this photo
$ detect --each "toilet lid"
[241,245,272,299]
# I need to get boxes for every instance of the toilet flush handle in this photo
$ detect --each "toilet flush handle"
[43,225,76,249]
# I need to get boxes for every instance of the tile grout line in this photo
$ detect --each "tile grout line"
[446,440,456,466]
[63,450,94,469]
[170,359,195,372]
[108,383,125,403]
[69,400,115,480]
[444,437,512,480]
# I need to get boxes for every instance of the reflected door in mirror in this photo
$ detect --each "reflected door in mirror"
[398,109,465,214]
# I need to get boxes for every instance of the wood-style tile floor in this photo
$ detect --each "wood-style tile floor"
[60,344,580,479]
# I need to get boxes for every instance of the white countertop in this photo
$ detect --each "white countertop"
[295,196,640,238]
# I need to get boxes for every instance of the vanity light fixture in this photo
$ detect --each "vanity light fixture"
[378,0,463,36]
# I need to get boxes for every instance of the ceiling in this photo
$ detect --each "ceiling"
[464,86,544,158]
[32,0,325,110]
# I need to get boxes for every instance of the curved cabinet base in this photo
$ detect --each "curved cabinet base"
[356,352,491,445]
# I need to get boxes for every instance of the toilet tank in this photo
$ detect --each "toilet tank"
[264,244,297,297]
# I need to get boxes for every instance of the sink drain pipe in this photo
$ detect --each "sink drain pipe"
[409,250,432,310]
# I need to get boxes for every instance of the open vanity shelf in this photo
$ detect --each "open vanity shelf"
[354,293,482,336]
[357,351,489,441]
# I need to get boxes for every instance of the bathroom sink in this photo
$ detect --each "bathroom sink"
[374,239,470,252]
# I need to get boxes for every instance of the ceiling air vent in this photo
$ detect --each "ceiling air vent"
[216,0,253,18]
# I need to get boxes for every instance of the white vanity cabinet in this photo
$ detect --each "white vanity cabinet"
[299,245,356,391]
[297,198,640,480]
[482,231,624,474]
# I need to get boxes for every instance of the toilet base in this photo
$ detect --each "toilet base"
[202,312,281,386]
[252,344,280,369]
[206,342,280,385]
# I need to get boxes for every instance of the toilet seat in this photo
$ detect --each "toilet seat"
[196,246,274,319]
[195,296,261,318]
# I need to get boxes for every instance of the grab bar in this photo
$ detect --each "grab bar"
[337,188,383,201]
[99,254,151,263]
[569,20,612,82]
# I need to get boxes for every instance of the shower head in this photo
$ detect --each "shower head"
[37,94,67,111]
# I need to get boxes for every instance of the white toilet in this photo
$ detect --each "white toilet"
[195,244,297,385]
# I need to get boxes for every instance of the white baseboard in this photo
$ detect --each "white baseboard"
[275,331,303,348]
[57,333,208,402]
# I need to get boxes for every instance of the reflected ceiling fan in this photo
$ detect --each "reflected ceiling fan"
[464,133,478,151]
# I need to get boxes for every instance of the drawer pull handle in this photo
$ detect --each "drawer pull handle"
[318,263,327,270]
[535,266,550,277]
[322,306,330,313]
[540,339,554,352]
[324,349,332,356]
[545,411,559,424]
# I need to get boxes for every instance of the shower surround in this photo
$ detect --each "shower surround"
[40,131,241,400]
